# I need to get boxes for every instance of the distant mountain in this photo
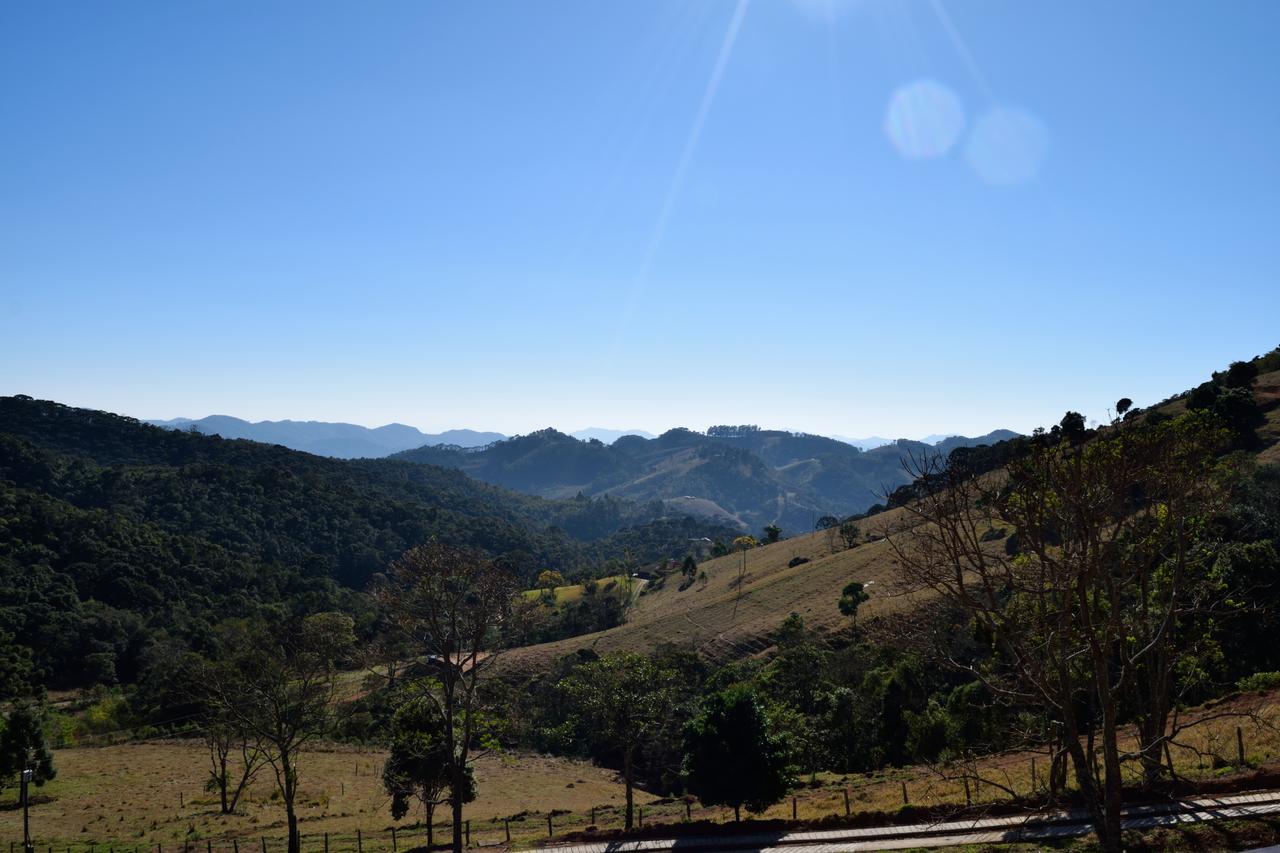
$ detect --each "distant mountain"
[832,435,895,450]
[148,415,505,458]
[393,426,1020,533]
[833,433,969,450]
[571,428,657,444]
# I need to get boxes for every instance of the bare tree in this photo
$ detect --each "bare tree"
[202,715,265,814]
[208,613,355,853]
[887,411,1232,853]
[375,543,517,853]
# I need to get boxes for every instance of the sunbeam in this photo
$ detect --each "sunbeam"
[607,0,750,365]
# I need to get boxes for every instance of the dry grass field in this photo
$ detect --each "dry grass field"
[7,689,1280,852]
[0,743,656,851]
[502,502,933,672]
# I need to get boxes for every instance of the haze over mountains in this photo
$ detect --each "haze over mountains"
[148,415,505,458]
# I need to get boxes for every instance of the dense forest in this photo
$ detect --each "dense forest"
[0,396,736,689]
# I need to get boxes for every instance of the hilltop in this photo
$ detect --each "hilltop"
[393,426,1018,531]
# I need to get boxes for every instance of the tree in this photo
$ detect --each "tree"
[208,614,355,853]
[376,543,518,853]
[888,411,1230,853]
[1058,410,1087,442]
[560,653,679,830]
[1219,360,1259,390]
[814,516,839,531]
[0,704,56,795]
[682,685,792,822]
[763,525,782,544]
[537,570,565,590]
[0,633,36,704]
[838,520,860,550]
[837,581,870,624]
[383,689,476,850]
[731,536,758,617]
[1115,398,1133,417]
[191,656,266,815]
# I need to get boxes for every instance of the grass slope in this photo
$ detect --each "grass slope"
[504,504,930,671]
[505,368,1280,674]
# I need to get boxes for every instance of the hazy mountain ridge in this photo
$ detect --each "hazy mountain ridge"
[393,426,1019,532]
[148,415,505,458]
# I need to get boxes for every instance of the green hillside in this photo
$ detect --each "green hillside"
[394,425,1018,531]
[0,396,736,689]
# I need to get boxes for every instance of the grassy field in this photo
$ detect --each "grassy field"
[519,575,636,606]
[0,743,656,851]
[7,688,1280,852]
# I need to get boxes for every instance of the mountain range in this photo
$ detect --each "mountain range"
[392,426,1019,532]
[148,415,505,458]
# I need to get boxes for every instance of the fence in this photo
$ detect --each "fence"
[8,723,1268,853]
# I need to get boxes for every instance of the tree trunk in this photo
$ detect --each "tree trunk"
[425,802,435,850]
[623,752,634,831]
[1099,711,1124,853]
[282,753,300,853]
[451,775,465,853]
[218,752,230,814]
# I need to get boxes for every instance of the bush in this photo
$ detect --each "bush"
[1237,671,1280,692]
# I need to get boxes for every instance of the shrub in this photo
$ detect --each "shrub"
[1237,672,1280,692]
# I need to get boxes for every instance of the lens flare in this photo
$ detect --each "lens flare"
[965,107,1049,185]
[883,79,966,160]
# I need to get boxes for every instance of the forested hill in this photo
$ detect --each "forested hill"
[392,426,1019,531]
[0,396,737,688]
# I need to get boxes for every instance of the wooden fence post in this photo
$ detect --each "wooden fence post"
[590,806,595,825]
[843,788,850,816]
[1238,726,1246,765]
[391,828,397,852]
[233,840,238,853]
[504,819,510,843]
[465,821,470,848]
[547,814,553,837]
[901,781,909,805]
[321,834,326,853]
[964,778,971,807]
[356,830,362,853]
[685,801,692,822]
[791,797,797,820]
[260,837,266,853]
[638,808,643,828]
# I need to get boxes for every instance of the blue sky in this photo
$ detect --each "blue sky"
[3,1,1278,439]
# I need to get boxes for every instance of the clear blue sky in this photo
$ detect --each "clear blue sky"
[3,1,1278,438]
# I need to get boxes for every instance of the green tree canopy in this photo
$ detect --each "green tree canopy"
[682,685,792,821]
